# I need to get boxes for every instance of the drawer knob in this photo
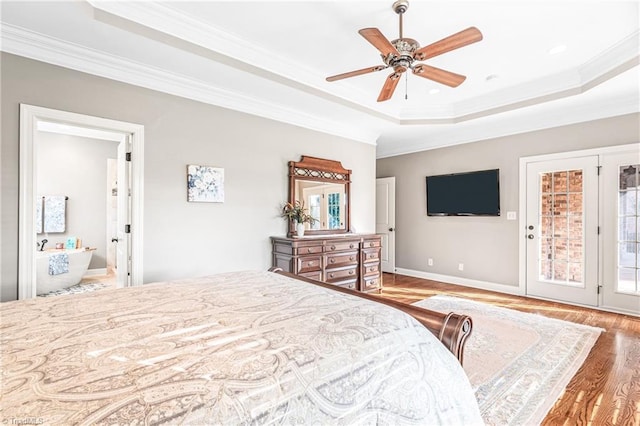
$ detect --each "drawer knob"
[330,259,336,263]
[330,273,334,278]
[349,244,354,249]
[330,245,336,250]
[349,256,354,261]
[308,261,314,266]
[349,270,354,275]
[307,248,312,253]
[370,243,374,247]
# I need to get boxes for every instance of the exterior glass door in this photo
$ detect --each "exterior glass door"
[526,156,599,306]
[601,151,640,314]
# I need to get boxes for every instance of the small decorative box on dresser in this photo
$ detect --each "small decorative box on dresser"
[271,234,382,293]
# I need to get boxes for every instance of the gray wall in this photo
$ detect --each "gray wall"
[1,53,377,301]
[377,113,640,287]
[36,132,118,270]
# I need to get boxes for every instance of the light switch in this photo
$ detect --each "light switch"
[506,211,517,220]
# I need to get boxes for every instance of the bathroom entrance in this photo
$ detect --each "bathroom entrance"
[18,105,144,299]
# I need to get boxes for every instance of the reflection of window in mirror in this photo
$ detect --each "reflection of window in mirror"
[328,192,342,229]
[299,182,345,230]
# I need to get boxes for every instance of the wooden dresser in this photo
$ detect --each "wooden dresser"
[271,234,382,293]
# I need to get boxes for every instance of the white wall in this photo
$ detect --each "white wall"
[1,53,377,301]
[377,113,640,287]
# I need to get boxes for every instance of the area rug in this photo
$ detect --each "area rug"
[38,282,107,297]
[413,295,603,426]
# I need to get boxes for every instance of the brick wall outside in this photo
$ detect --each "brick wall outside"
[540,170,583,283]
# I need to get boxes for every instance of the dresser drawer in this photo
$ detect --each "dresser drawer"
[334,280,358,291]
[362,275,382,292]
[296,256,321,273]
[324,240,360,252]
[362,239,381,249]
[295,245,323,255]
[324,252,358,269]
[363,263,379,276]
[362,248,380,262]
[325,267,357,282]
[299,270,323,281]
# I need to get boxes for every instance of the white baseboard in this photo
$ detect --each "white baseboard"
[85,268,107,277]
[393,268,524,296]
[393,268,639,317]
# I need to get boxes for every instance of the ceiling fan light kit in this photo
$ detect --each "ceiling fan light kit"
[326,0,483,102]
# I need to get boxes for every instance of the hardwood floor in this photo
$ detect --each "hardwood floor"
[379,273,640,426]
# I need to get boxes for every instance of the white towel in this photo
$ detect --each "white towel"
[35,197,44,234]
[48,253,69,275]
[44,195,66,233]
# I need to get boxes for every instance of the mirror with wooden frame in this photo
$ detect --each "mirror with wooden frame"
[288,156,351,237]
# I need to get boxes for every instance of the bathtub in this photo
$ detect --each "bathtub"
[35,248,93,295]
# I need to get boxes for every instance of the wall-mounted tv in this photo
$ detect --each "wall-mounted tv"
[426,169,500,216]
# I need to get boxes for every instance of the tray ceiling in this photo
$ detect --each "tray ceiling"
[1,1,638,157]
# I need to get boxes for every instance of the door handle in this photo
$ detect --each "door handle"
[527,234,534,239]
[388,227,395,232]
[111,238,119,243]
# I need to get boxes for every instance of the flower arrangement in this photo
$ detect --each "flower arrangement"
[281,200,316,225]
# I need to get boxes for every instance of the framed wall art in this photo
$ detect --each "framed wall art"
[187,164,224,203]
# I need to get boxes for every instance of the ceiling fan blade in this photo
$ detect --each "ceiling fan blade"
[414,27,483,61]
[377,72,402,102]
[326,65,388,82]
[359,28,400,57]
[412,64,466,87]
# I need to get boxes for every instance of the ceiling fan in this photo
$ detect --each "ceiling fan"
[326,0,483,102]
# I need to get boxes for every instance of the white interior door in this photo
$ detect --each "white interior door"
[376,177,396,273]
[116,137,131,288]
[525,156,599,306]
[601,150,640,315]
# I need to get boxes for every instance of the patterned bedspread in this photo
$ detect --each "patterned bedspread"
[1,271,482,425]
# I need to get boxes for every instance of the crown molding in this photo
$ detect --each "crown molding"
[376,93,640,158]
[86,1,639,123]
[2,6,636,152]
[0,23,379,145]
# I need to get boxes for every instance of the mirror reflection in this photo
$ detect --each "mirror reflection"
[295,180,346,230]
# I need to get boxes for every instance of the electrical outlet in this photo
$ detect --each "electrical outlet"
[458,263,464,271]
[428,258,433,266]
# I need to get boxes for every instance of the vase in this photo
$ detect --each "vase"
[296,222,305,237]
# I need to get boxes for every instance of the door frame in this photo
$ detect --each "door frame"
[518,143,639,312]
[18,104,145,299]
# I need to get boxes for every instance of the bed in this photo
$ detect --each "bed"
[1,270,482,425]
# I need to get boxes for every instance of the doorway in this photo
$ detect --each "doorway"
[18,105,144,299]
[521,144,640,315]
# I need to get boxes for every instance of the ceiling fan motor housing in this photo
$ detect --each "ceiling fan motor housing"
[391,38,419,55]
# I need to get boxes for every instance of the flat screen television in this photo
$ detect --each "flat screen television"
[426,169,500,216]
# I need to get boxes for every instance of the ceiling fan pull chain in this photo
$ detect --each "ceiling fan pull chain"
[405,72,408,100]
